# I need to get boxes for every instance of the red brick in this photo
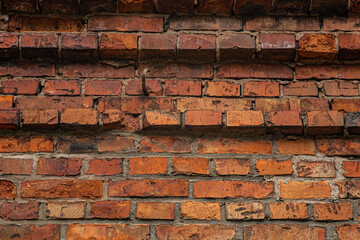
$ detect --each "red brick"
[44,80,80,96]
[67,224,149,240]
[179,34,216,62]
[298,34,336,60]
[22,109,59,128]
[244,81,279,97]
[157,0,193,13]
[59,64,134,78]
[0,96,13,109]
[325,16,360,31]
[0,225,60,240]
[226,202,265,220]
[205,81,240,97]
[21,180,102,198]
[0,109,19,129]
[119,0,155,13]
[337,180,360,198]
[100,33,137,60]
[301,98,330,113]
[101,109,141,131]
[170,16,242,31]
[244,225,325,240]
[283,82,318,96]
[140,34,176,60]
[121,97,174,114]
[0,33,19,59]
[311,0,347,14]
[129,157,168,175]
[165,80,201,96]
[172,157,210,175]
[337,224,360,240]
[182,201,221,220]
[0,63,55,77]
[226,111,264,133]
[108,179,188,197]
[80,0,117,14]
[140,136,192,153]
[314,202,352,221]
[197,138,272,154]
[2,79,39,95]
[214,158,251,175]
[343,161,360,177]
[139,63,213,79]
[307,111,344,135]
[39,0,79,14]
[297,161,336,178]
[0,201,39,220]
[17,97,92,110]
[196,0,234,14]
[61,109,98,126]
[194,181,274,199]
[219,33,255,60]
[350,0,360,13]
[126,79,162,96]
[0,136,53,153]
[333,99,360,112]
[61,33,98,62]
[218,63,292,79]
[246,16,320,31]
[277,139,316,155]
[21,33,58,59]
[98,136,135,153]
[58,136,96,153]
[137,202,174,220]
[177,98,252,112]
[235,0,271,14]
[256,159,293,176]
[280,181,331,199]
[0,181,16,199]
[339,34,360,60]
[47,201,85,219]
[156,225,236,239]
[317,139,360,156]
[270,202,309,220]
[349,110,360,134]
[185,110,222,127]
[85,80,122,96]
[259,33,296,61]
[37,158,81,176]
[88,16,163,32]
[87,158,123,176]
[91,201,130,219]
[2,0,37,13]
[296,65,360,80]
[142,111,180,129]
[266,111,303,134]
[324,81,359,96]
[0,158,32,175]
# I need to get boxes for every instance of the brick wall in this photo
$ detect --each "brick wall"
[0,0,360,239]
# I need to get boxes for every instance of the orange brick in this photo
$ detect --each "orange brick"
[47,201,85,219]
[185,110,222,127]
[277,139,315,155]
[226,202,265,220]
[324,81,359,96]
[0,136,53,153]
[22,109,59,128]
[0,158,32,175]
[243,81,279,97]
[298,34,336,60]
[61,109,98,126]
[177,98,252,112]
[137,202,174,220]
[307,111,344,135]
[172,157,210,175]
[297,161,336,178]
[270,202,309,219]
[337,180,360,198]
[0,225,59,239]
[280,181,331,199]
[256,159,293,175]
[214,158,251,175]
[283,81,318,96]
[205,81,240,97]
[85,80,122,96]
[182,201,221,220]
[87,158,123,176]
[314,202,353,221]
[0,180,16,199]
[100,33,137,60]
[129,157,167,175]
[37,158,81,176]
[98,136,135,153]
[0,96,13,109]
[317,139,360,156]
[88,16,162,32]
[165,80,202,96]
[91,201,130,219]
[337,224,360,240]
[140,136,192,153]
[343,161,360,177]
[142,110,180,129]
[255,98,290,113]
[266,111,303,134]
[226,111,264,133]
[125,79,162,96]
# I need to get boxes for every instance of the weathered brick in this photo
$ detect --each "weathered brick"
[214,158,251,175]
[226,111,264,133]
[61,109,98,126]
[196,0,234,14]
[277,139,316,155]
[2,79,39,95]
[37,158,81,176]
[185,110,222,127]
[246,16,320,31]
[324,81,359,96]
[218,63,292,79]
[255,98,290,113]
[0,109,19,129]
[140,136,192,153]
[0,181,16,199]
[349,0,360,13]
[170,16,242,31]
[0,63,55,77]
[298,34,336,60]
[259,33,296,60]
[270,202,309,219]
[126,79,162,96]
[297,161,336,178]
[337,180,360,198]
[101,109,141,131]
[121,97,174,114]
[85,80,122,96]
[244,81,279,97]
[137,202,174,220]
[339,34,360,60]
[307,111,344,135]
[100,33,137,60]
[266,111,303,134]
[317,139,360,156]
[182,201,221,220]
[177,98,252,112]
[280,181,331,199]
[139,63,213,79]
[21,180,102,198]
[157,0,193,13]
[226,202,265,220]
[297,65,360,80]
[88,16,163,32]
[337,224,360,240]
[179,34,216,62]
[156,225,236,240]
[0,201,38,220]
[59,64,134,78]
[91,201,130,219]
[256,159,293,176]
[108,179,188,197]
[140,34,176,60]
[39,0,79,14]
[129,157,167,175]
[0,96,13,109]
[0,33,19,59]
[2,0,37,13]
[194,181,274,199]
[311,0,347,14]
[235,0,271,14]
[47,201,85,219]
[80,0,117,14]
[119,0,155,13]
[219,33,255,60]
[0,136,53,153]
[314,202,352,221]
[44,80,81,96]
[301,98,330,113]
[333,99,360,112]
[343,161,360,177]
[61,33,98,62]
[142,111,180,129]
[165,80,202,96]
[172,157,210,175]
[98,136,135,153]
[22,109,59,128]
[87,158,123,176]
[0,158,32,175]
[197,138,272,154]
[324,16,360,31]
[0,224,60,240]
[17,97,92,110]
[283,82,318,96]
[205,81,240,97]
[21,33,58,59]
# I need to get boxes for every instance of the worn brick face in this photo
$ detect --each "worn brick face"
[182,201,221,220]
[226,202,265,220]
